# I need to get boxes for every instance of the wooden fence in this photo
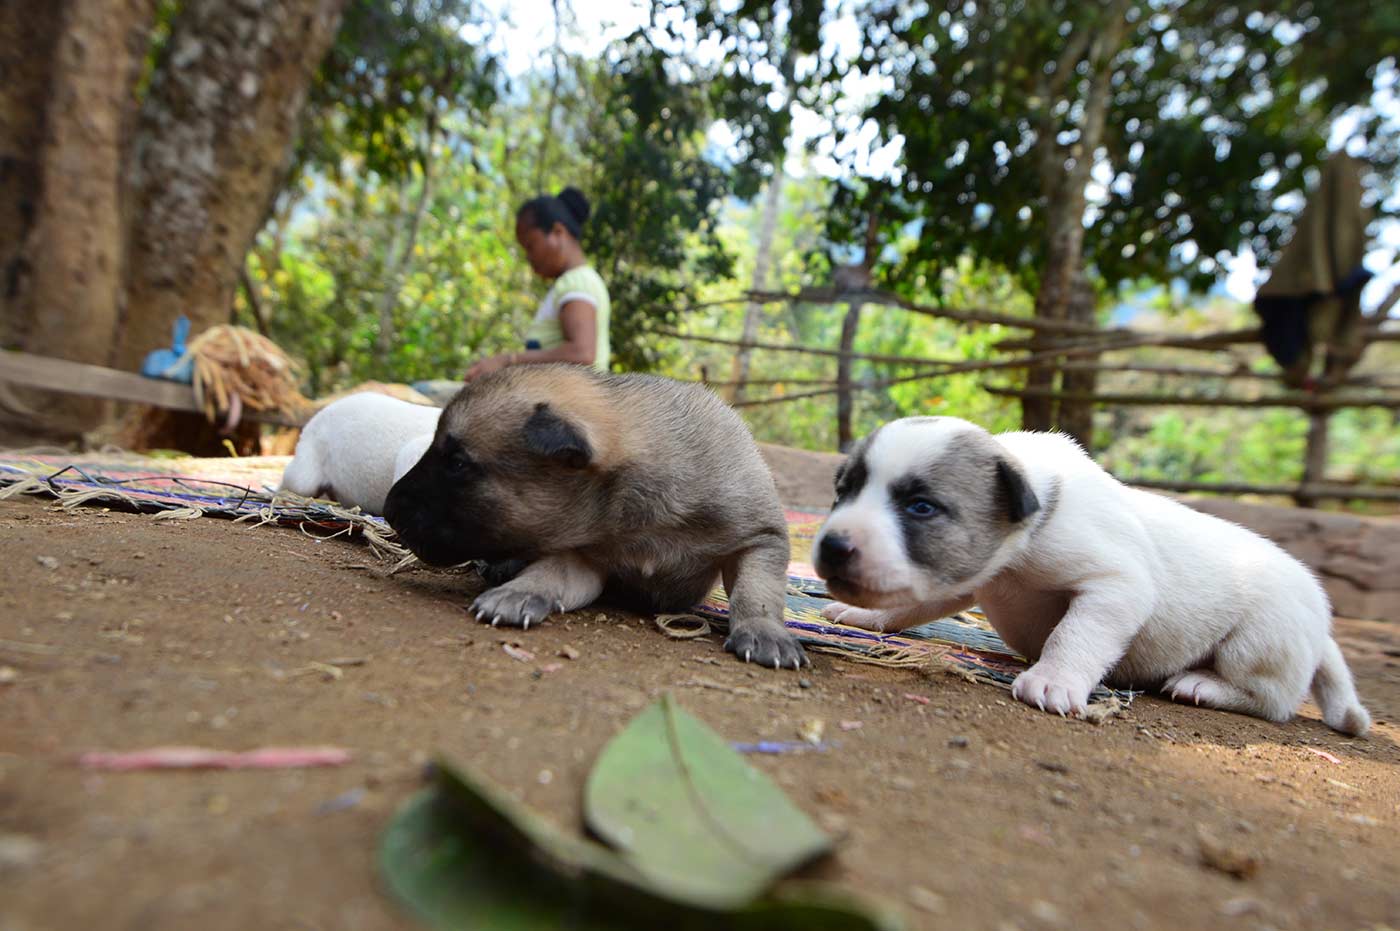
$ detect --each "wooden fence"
[668,284,1400,506]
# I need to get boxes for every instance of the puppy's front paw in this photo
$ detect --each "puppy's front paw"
[725,624,808,670]
[471,586,560,630]
[1011,665,1091,717]
[821,601,890,631]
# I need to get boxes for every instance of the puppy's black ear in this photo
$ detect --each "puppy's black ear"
[995,457,1040,523]
[523,402,592,468]
[833,436,870,495]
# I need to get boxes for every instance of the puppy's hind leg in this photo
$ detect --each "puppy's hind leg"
[471,551,604,630]
[1163,625,1313,725]
[723,537,807,670]
[1160,669,1290,721]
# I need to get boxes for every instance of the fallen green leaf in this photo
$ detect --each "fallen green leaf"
[584,693,834,910]
[380,760,901,931]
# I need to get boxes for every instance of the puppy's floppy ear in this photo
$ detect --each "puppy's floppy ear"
[523,402,592,468]
[833,435,870,492]
[995,456,1040,523]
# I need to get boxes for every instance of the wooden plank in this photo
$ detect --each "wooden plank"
[0,351,303,426]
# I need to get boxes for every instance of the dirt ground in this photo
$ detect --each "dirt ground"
[3,463,1399,931]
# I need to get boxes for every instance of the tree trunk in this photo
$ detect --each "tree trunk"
[1023,198,1081,432]
[836,301,863,451]
[1057,273,1098,451]
[1023,2,1128,434]
[0,1,65,352]
[728,171,784,403]
[1,0,154,440]
[116,0,348,373]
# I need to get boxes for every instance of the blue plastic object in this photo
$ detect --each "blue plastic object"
[140,316,193,383]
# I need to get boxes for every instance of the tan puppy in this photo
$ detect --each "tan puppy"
[383,364,805,669]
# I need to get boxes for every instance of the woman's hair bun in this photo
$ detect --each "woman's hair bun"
[557,187,591,225]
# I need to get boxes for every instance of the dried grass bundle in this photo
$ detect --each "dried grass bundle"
[185,325,310,423]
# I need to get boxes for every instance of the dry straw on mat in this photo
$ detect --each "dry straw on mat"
[183,325,310,423]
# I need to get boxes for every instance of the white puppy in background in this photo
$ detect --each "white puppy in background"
[279,393,441,516]
[811,416,1371,736]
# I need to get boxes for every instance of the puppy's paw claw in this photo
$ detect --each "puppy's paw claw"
[471,588,559,630]
[725,624,808,670]
[1011,666,1090,718]
[1162,671,1230,709]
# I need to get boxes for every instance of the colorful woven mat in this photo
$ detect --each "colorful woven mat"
[0,451,1131,707]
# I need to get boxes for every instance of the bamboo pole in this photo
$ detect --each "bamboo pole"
[1056,360,1400,388]
[995,326,1262,354]
[684,287,1112,336]
[984,385,1400,410]
[657,329,958,367]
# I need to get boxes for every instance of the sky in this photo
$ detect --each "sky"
[473,0,1399,313]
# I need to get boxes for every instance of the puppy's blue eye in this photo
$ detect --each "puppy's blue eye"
[905,499,940,518]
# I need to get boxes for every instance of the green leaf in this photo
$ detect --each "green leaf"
[584,693,834,910]
[380,758,902,931]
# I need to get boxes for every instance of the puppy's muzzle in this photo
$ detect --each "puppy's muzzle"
[815,532,865,594]
[816,533,856,574]
[382,485,454,565]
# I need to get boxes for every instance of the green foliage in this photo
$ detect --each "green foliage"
[1097,408,1309,485]
[301,0,501,183]
[840,1,1399,292]
[658,179,1025,450]
[580,38,739,371]
[243,9,757,388]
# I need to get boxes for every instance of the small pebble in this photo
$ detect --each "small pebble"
[1029,899,1064,926]
[948,735,970,748]
[0,834,41,871]
[798,678,812,689]
[36,556,59,570]
[1218,897,1262,917]
[908,886,945,914]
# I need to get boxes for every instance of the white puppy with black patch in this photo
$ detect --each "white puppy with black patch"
[279,393,440,516]
[812,416,1370,736]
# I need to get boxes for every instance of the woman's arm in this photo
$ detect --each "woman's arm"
[464,300,597,381]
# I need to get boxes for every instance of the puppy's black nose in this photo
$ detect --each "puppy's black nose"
[818,533,856,569]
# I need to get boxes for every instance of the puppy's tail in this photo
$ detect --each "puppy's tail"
[1311,637,1370,737]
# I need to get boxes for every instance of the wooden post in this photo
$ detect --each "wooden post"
[1297,408,1331,509]
[836,301,863,451]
